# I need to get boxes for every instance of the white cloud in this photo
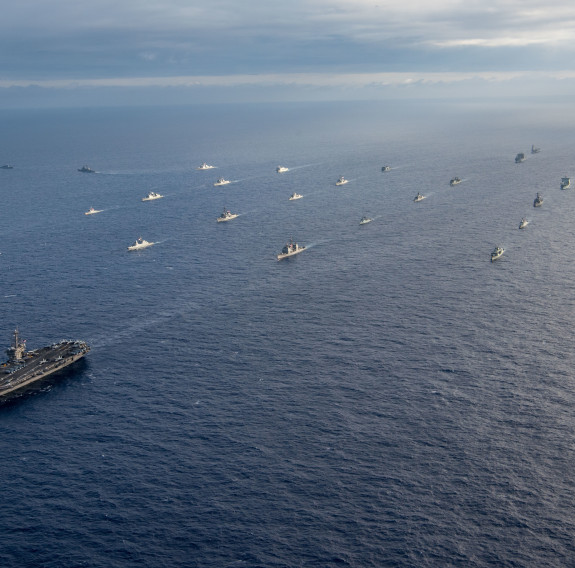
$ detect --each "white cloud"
[5,0,575,47]
[2,70,575,90]
[2,0,575,85]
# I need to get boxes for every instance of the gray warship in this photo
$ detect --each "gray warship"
[0,330,90,397]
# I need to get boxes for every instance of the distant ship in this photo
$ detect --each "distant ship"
[561,177,571,190]
[216,209,238,222]
[289,192,303,201]
[381,166,391,172]
[142,191,164,201]
[515,153,525,164]
[128,237,154,251]
[1,164,13,169]
[277,239,305,260]
[359,216,373,225]
[78,165,95,173]
[85,206,103,215]
[335,176,348,186]
[414,192,424,202]
[533,192,543,207]
[519,218,528,229]
[276,166,289,173]
[491,246,505,262]
[449,177,461,186]
[0,329,90,398]
[214,178,231,186]
[197,163,215,170]
[531,145,541,154]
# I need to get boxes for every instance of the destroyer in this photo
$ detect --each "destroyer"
[0,330,89,397]
[359,216,373,225]
[533,193,543,207]
[561,177,571,190]
[491,246,505,262]
[78,165,95,173]
[414,192,424,202]
[214,178,231,186]
[85,206,103,215]
[197,162,215,170]
[289,192,303,201]
[142,191,164,201]
[335,176,348,186]
[450,177,461,186]
[128,237,154,251]
[531,145,541,154]
[381,166,391,172]
[515,153,525,164]
[519,218,529,229]
[276,166,289,173]
[216,208,238,222]
[277,239,305,260]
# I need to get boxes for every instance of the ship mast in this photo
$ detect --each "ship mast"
[8,329,26,362]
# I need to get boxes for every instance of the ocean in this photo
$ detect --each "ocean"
[1,99,575,567]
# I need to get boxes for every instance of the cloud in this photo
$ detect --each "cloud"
[2,70,575,89]
[1,0,575,100]
[2,70,575,108]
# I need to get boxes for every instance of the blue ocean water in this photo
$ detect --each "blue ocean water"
[1,99,575,567]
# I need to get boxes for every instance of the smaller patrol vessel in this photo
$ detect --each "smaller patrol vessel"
[519,218,529,229]
[531,145,541,154]
[214,178,231,186]
[561,177,571,190]
[450,177,461,186]
[289,192,303,201]
[381,166,391,172]
[515,153,525,164]
[128,237,154,251]
[78,165,95,173]
[335,176,348,186]
[359,216,373,225]
[277,239,306,260]
[0,330,90,397]
[85,206,103,215]
[217,209,238,222]
[197,162,215,170]
[533,193,543,207]
[142,191,164,201]
[414,192,424,202]
[491,246,505,262]
[276,166,289,173]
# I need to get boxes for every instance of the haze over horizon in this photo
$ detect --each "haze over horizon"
[2,0,575,107]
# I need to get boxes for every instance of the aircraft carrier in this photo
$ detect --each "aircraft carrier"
[0,330,90,397]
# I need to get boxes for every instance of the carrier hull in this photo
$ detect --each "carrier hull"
[0,334,90,397]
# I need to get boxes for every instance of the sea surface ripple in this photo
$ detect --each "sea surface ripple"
[1,100,575,567]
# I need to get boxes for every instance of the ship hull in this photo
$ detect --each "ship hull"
[277,247,305,260]
[128,242,154,250]
[217,214,238,222]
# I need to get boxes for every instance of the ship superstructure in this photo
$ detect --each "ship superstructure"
[0,329,90,397]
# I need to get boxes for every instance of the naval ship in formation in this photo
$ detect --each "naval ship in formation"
[0,330,90,397]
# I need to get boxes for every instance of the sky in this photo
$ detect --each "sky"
[1,0,575,107]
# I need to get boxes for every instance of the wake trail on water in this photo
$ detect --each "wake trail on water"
[287,163,323,171]
[87,301,201,349]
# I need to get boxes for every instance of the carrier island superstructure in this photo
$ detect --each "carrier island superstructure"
[0,330,90,397]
